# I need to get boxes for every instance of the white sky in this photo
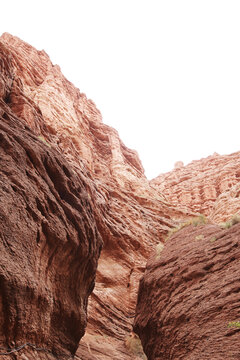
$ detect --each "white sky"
[1,1,240,179]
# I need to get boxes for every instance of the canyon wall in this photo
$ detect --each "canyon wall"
[0,33,189,360]
[134,223,240,359]
[0,40,104,359]
[1,33,240,359]
[135,154,240,359]
[152,153,240,222]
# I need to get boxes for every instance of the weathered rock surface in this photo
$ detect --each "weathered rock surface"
[0,106,103,358]
[0,33,191,359]
[1,32,240,360]
[0,40,103,358]
[152,152,240,222]
[137,154,240,359]
[134,223,240,359]
[209,182,240,224]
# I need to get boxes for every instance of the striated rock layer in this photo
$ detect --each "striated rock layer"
[152,153,240,222]
[0,86,103,357]
[134,223,240,359]
[0,33,192,360]
[1,32,240,360]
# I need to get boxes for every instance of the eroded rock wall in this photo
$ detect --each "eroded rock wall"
[152,153,240,222]
[2,32,240,360]
[136,155,240,359]
[0,96,102,358]
[134,223,240,359]
[0,33,191,360]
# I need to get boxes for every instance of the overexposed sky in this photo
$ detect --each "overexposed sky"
[1,1,240,179]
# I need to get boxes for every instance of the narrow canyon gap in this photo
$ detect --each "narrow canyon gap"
[0,33,240,359]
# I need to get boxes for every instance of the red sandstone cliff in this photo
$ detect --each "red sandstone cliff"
[152,153,240,222]
[0,39,104,359]
[1,33,240,360]
[0,33,188,360]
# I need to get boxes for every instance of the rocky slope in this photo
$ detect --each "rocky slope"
[134,223,240,359]
[1,33,240,360]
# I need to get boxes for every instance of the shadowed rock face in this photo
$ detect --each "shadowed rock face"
[134,223,240,360]
[0,71,102,358]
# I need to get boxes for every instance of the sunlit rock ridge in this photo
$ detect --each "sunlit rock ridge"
[0,33,239,359]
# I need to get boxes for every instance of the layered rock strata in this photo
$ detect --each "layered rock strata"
[0,33,192,359]
[1,32,240,360]
[152,153,240,221]
[134,223,240,359]
[0,93,103,357]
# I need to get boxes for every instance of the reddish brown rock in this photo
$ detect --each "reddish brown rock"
[2,32,240,360]
[210,183,240,224]
[0,33,190,359]
[134,223,240,359]
[0,78,103,358]
[152,153,240,221]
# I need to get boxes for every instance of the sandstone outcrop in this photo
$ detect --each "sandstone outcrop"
[1,32,240,360]
[0,94,103,358]
[0,37,105,359]
[134,223,240,359]
[152,153,240,221]
[0,33,191,359]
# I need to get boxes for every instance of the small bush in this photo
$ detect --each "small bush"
[228,321,240,328]
[191,214,207,226]
[210,236,216,243]
[166,215,208,241]
[221,221,232,229]
[220,214,240,229]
